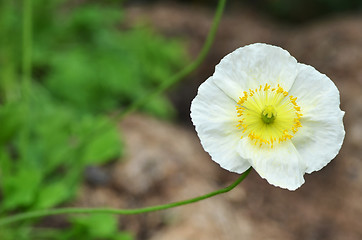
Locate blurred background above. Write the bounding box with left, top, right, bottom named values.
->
left=0, top=0, right=362, bottom=239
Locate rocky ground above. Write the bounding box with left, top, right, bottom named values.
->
left=76, top=2, right=362, bottom=240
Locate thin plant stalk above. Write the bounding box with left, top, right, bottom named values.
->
left=22, top=0, right=32, bottom=99
left=0, top=168, right=251, bottom=226
left=19, top=0, right=33, bottom=166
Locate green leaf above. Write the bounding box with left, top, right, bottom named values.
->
left=114, top=232, right=134, bottom=240
left=71, top=214, right=119, bottom=238
left=77, top=116, right=122, bottom=165
left=81, top=127, right=122, bottom=164
left=144, top=95, right=176, bottom=119
left=33, top=182, right=70, bottom=209
left=0, top=103, right=25, bottom=144
left=1, top=167, right=42, bottom=211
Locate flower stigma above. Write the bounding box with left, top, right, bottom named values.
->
left=236, top=83, right=302, bottom=148
left=261, top=105, right=277, bottom=124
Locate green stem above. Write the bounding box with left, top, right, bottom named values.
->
left=22, top=0, right=32, bottom=99
left=0, top=168, right=251, bottom=226
left=120, top=0, right=226, bottom=119
left=19, top=0, right=33, bottom=168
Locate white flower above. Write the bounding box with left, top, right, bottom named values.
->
left=190, top=43, right=345, bottom=190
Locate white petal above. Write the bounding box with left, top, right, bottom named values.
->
left=190, top=77, right=251, bottom=173
left=290, top=64, right=345, bottom=173
left=237, top=139, right=306, bottom=190
left=212, top=43, right=299, bottom=101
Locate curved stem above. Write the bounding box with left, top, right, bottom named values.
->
left=0, top=168, right=251, bottom=226
left=120, top=0, right=227, bottom=119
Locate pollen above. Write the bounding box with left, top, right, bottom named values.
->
left=236, top=83, right=302, bottom=148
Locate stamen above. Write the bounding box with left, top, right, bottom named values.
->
left=236, top=84, right=302, bottom=148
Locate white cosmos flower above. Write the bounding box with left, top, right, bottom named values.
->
left=190, top=43, right=345, bottom=190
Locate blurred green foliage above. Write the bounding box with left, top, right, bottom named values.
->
left=33, top=2, right=184, bottom=116
left=0, top=92, right=122, bottom=212
left=59, top=214, right=133, bottom=240
left=0, top=0, right=186, bottom=239
left=0, top=214, right=133, bottom=240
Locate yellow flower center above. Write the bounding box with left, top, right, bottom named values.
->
left=236, top=83, right=302, bottom=148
